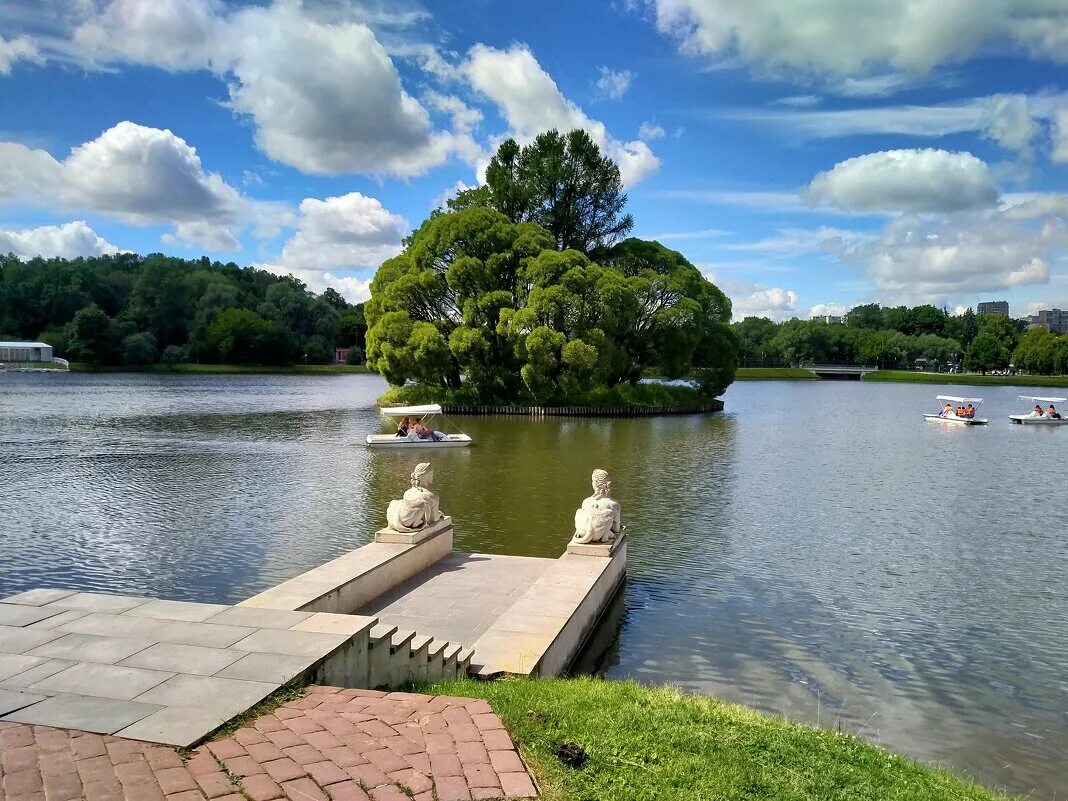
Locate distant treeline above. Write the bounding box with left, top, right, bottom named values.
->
left=0, top=253, right=366, bottom=366
left=734, top=303, right=1068, bottom=375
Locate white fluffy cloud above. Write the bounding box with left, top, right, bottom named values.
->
left=462, top=44, right=660, bottom=187
left=647, top=0, right=1068, bottom=78
left=595, top=67, right=633, bottom=100
left=818, top=209, right=1066, bottom=304
left=809, top=302, right=848, bottom=319
left=980, top=94, right=1038, bottom=156
left=716, top=279, right=799, bottom=321
left=71, top=0, right=218, bottom=69
left=805, top=149, right=999, bottom=213
left=0, top=122, right=248, bottom=249
left=855, top=212, right=1058, bottom=302
left=0, top=34, right=41, bottom=74
left=257, top=192, right=408, bottom=303
left=1052, top=109, right=1068, bottom=164
left=262, top=267, right=373, bottom=305
left=638, top=121, right=666, bottom=140
left=269, top=192, right=407, bottom=273
left=1002, top=193, right=1068, bottom=220
left=64, top=1, right=476, bottom=177
left=0, top=221, right=120, bottom=260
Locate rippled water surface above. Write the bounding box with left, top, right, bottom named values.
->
left=2, top=372, right=1067, bottom=797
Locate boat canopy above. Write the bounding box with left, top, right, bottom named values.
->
left=1018, top=395, right=1067, bottom=403
left=379, top=404, right=442, bottom=417
left=936, top=395, right=984, bottom=404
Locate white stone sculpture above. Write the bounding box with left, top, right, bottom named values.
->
left=385, top=462, right=443, bottom=533
left=572, top=469, right=622, bottom=545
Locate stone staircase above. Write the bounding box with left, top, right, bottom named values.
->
left=366, top=622, right=473, bottom=689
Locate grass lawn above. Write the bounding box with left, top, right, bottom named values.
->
left=426, top=677, right=1012, bottom=801
left=735, top=367, right=818, bottom=380
left=69, top=362, right=371, bottom=375
left=865, top=370, right=1068, bottom=388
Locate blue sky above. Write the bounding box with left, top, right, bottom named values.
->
left=2, top=0, right=1068, bottom=320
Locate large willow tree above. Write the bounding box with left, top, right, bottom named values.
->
left=365, top=131, right=737, bottom=403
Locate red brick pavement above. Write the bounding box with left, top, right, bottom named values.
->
left=0, top=687, right=537, bottom=801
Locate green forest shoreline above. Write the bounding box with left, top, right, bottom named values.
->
left=67, top=362, right=371, bottom=375
left=736, top=366, right=1068, bottom=387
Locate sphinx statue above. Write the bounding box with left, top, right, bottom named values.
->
left=385, top=462, right=443, bottom=533
left=572, top=469, right=622, bottom=545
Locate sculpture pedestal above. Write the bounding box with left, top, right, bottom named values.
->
left=375, top=516, right=452, bottom=545
left=567, top=533, right=627, bottom=557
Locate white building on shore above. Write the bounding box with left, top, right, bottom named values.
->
left=0, top=341, right=54, bottom=364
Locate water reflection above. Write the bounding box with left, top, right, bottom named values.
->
left=1, top=373, right=1066, bottom=797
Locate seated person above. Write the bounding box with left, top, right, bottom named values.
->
left=1048, top=405, right=1062, bottom=419
left=964, top=403, right=975, bottom=418
left=1030, top=404, right=1045, bottom=417
left=956, top=406, right=965, bottom=417
left=396, top=416, right=411, bottom=437
left=940, top=403, right=954, bottom=417
left=414, top=421, right=445, bottom=441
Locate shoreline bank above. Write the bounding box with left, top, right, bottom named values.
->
left=425, top=677, right=1013, bottom=801
left=67, top=362, right=371, bottom=375
left=735, top=367, right=1068, bottom=388
left=864, top=369, right=1068, bottom=387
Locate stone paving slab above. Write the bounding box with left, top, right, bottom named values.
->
left=358, top=553, right=554, bottom=649
left=0, top=687, right=537, bottom=801
left=0, top=591, right=377, bottom=748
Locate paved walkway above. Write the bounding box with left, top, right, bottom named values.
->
left=0, top=687, right=537, bottom=801
left=1, top=591, right=375, bottom=747
left=358, top=554, right=552, bottom=649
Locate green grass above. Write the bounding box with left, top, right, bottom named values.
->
left=69, top=362, right=371, bottom=375
left=425, top=677, right=1013, bottom=801
left=209, top=682, right=308, bottom=742
left=864, top=370, right=1068, bottom=387
left=736, top=367, right=819, bottom=380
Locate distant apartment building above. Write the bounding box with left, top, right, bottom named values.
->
left=977, top=300, right=1009, bottom=317
left=811, top=315, right=843, bottom=324
left=1030, top=309, right=1068, bottom=334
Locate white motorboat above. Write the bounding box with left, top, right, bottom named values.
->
left=923, top=395, right=989, bottom=425
left=1008, top=395, right=1068, bottom=425
left=366, top=404, right=473, bottom=447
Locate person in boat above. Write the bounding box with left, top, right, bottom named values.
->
left=413, top=421, right=445, bottom=442
left=1048, top=405, right=1062, bottom=419
left=396, top=416, right=412, bottom=437
left=940, top=403, right=954, bottom=417
left=957, top=406, right=966, bottom=418
left=964, top=403, right=975, bottom=418
left=1029, top=404, right=1045, bottom=417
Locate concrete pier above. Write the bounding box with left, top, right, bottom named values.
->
left=2, top=510, right=626, bottom=746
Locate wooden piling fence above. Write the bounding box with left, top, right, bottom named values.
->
left=438, top=400, right=724, bottom=417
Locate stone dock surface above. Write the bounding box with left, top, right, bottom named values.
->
left=0, top=590, right=375, bottom=747
left=0, top=686, right=537, bottom=801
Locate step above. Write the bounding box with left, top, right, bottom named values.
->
left=425, top=639, right=449, bottom=682
left=388, top=629, right=417, bottom=687
left=409, top=635, right=433, bottom=682
left=442, top=642, right=463, bottom=680
left=457, top=647, right=474, bottom=678
left=368, top=623, right=398, bottom=688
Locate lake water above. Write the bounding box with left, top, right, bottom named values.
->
left=2, top=372, right=1066, bottom=797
